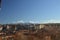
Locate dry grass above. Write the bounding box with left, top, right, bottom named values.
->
left=13, top=29, right=60, bottom=40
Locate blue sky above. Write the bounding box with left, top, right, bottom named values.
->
left=1, top=0, right=60, bottom=24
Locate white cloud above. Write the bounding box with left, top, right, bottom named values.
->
left=41, top=19, right=60, bottom=23
left=16, top=20, right=24, bottom=23
left=29, top=21, right=40, bottom=23
left=29, top=21, right=35, bottom=23
left=11, top=19, right=60, bottom=24
left=12, top=20, right=40, bottom=24
left=13, top=20, right=24, bottom=23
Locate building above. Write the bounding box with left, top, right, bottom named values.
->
left=0, top=25, right=3, bottom=32
left=34, top=23, right=60, bottom=30
left=34, top=24, right=45, bottom=30
left=40, top=23, right=60, bottom=31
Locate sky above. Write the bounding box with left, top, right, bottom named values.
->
left=0, top=0, right=1, bottom=9
left=1, top=0, right=60, bottom=24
